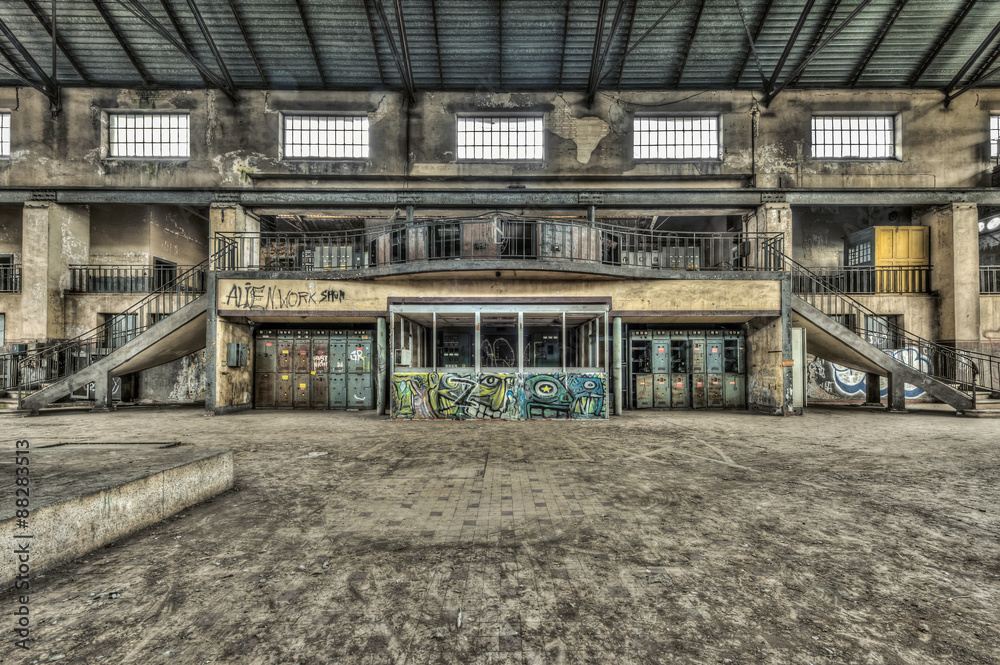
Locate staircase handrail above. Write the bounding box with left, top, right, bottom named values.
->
left=3, top=239, right=236, bottom=398
left=784, top=254, right=1000, bottom=403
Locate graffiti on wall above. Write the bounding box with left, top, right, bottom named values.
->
left=808, top=348, right=929, bottom=400
left=392, top=372, right=606, bottom=420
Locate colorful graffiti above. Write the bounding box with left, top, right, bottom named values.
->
left=391, top=372, right=607, bottom=420
left=808, top=348, right=930, bottom=401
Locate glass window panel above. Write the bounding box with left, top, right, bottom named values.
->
left=456, top=115, right=544, bottom=161
left=633, top=115, right=720, bottom=160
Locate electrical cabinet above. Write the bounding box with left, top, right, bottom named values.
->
left=255, top=372, right=275, bottom=408
left=706, top=337, right=724, bottom=374
left=438, top=332, right=471, bottom=368
left=652, top=339, right=669, bottom=372
left=690, top=337, right=706, bottom=372
left=255, top=328, right=374, bottom=410
left=634, top=373, right=653, bottom=409
left=670, top=374, right=688, bottom=408
left=724, top=374, right=745, bottom=409
left=707, top=375, right=724, bottom=408
left=256, top=332, right=276, bottom=372
left=653, top=374, right=670, bottom=408
left=724, top=335, right=744, bottom=373
left=690, top=374, right=707, bottom=409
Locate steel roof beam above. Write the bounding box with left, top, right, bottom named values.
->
left=92, top=0, right=152, bottom=87
left=908, top=0, right=976, bottom=87
left=944, top=19, right=1000, bottom=94
left=559, top=0, right=570, bottom=86
left=361, top=0, right=387, bottom=86
left=764, top=0, right=876, bottom=106
left=766, top=0, right=816, bottom=93
left=732, top=0, right=774, bottom=88
left=226, top=0, right=266, bottom=86
left=291, top=0, right=327, bottom=87
left=184, top=0, right=237, bottom=96
left=586, top=0, right=611, bottom=103
left=849, top=0, right=908, bottom=87
left=599, top=0, right=684, bottom=88
left=370, top=0, right=415, bottom=101
left=429, top=0, right=443, bottom=87
left=615, top=0, right=637, bottom=87
left=945, top=40, right=1000, bottom=105
left=158, top=0, right=212, bottom=88
left=391, top=0, right=416, bottom=93
left=784, top=0, right=841, bottom=89
left=0, top=15, right=58, bottom=105
left=116, top=0, right=236, bottom=103
left=22, top=0, right=89, bottom=83
left=675, top=0, right=706, bottom=86
left=0, top=45, right=48, bottom=95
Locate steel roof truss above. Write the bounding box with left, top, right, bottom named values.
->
left=908, top=0, right=977, bottom=87
left=766, top=0, right=816, bottom=92
left=158, top=0, right=213, bottom=88
left=93, top=0, right=152, bottom=86
left=21, top=0, right=89, bottom=83
left=391, top=0, right=415, bottom=94
left=291, top=0, right=327, bottom=87
left=732, top=0, right=773, bottom=88
left=0, top=15, right=58, bottom=104
left=598, top=0, right=684, bottom=87
left=944, top=19, right=1000, bottom=94
left=370, top=0, right=415, bottom=101
left=849, top=0, right=909, bottom=87
left=675, top=0, right=706, bottom=86
left=226, top=0, right=267, bottom=86
left=183, top=0, right=237, bottom=95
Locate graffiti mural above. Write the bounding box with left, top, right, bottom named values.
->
left=807, top=348, right=930, bottom=401
left=391, top=372, right=607, bottom=420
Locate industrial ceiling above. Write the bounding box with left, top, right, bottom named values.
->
left=0, top=0, right=998, bottom=108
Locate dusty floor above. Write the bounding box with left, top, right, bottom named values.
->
left=1, top=406, right=998, bottom=665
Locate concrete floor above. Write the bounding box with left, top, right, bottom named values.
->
left=1, top=406, right=998, bottom=665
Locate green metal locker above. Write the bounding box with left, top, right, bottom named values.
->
left=653, top=374, right=670, bottom=408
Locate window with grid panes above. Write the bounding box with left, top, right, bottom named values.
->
left=108, top=112, right=189, bottom=158
left=456, top=116, right=544, bottom=161
left=282, top=114, right=369, bottom=159
left=991, top=115, right=999, bottom=159
left=811, top=115, right=895, bottom=159
left=0, top=112, right=10, bottom=158
left=633, top=116, right=720, bottom=160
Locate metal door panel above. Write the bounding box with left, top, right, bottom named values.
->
left=294, top=375, right=311, bottom=408
left=706, top=338, right=724, bottom=374
left=329, top=374, right=347, bottom=409
left=330, top=339, right=347, bottom=374
left=276, top=373, right=293, bottom=407
left=724, top=374, right=745, bottom=409
left=653, top=373, right=670, bottom=408
left=670, top=374, right=688, bottom=408
left=255, top=372, right=275, bottom=408
left=276, top=341, right=293, bottom=372
left=348, top=374, right=372, bottom=409
left=256, top=336, right=276, bottom=373
left=691, top=373, right=707, bottom=409
left=312, top=374, right=329, bottom=408
left=634, top=373, right=653, bottom=409
left=707, top=375, right=724, bottom=408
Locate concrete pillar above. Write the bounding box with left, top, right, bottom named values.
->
left=90, top=371, right=114, bottom=412
left=209, top=203, right=260, bottom=270
left=612, top=316, right=622, bottom=415
left=377, top=316, right=387, bottom=415
left=918, top=203, right=981, bottom=348
left=20, top=203, right=90, bottom=343
left=886, top=372, right=907, bottom=412
left=864, top=372, right=882, bottom=406
left=749, top=202, right=792, bottom=267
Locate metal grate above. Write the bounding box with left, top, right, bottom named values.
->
left=456, top=116, right=544, bottom=161
left=991, top=115, right=999, bottom=160
left=0, top=112, right=9, bottom=157
left=283, top=114, right=369, bottom=159
left=108, top=112, right=190, bottom=158
left=633, top=116, right=720, bottom=160
left=811, top=115, right=895, bottom=159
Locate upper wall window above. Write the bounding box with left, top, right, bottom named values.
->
left=456, top=115, right=544, bottom=161
left=282, top=114, right=369, bottom=159
left=811, top=115, right=895, bottom=160
left=991, top=114, right=999, bottom=159
left=633, top=116, right=721, bottom=160
left=108, top=112, right=190, bottom=159
left=0, top=112, right=10, bottom=158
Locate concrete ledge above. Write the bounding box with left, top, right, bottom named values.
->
left=0, top=443, right=233, bottom=590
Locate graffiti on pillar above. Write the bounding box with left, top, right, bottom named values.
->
left=391, top=372, right=607, bottom=420
left=808, top=348, right=929, bottom=400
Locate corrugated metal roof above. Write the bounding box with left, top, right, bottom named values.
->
left=0, top=0, right=998, bottom=102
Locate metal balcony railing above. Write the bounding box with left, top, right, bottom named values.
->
left=0, top=264, right=21, bottom=292
left=212, top=214, right=785, bottom=273
left=793, top=265, right=931, bottom=295
left=787, top=256, right=1000, bottom=407
left=68, top=265, right=205, bottom=293
left=981, top=266, right=1000, bottom=294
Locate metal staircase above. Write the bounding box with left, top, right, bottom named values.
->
left=785, top=255, right=1000, bottom=412
left=0, top=259, right=210, bottom=412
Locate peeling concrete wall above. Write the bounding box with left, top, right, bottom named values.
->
left=89, top=204, right=149, bottom=266
left=793, top=206, right=914, bottom=266
left=62, top=294, right=149, bottom=339
left=149, top=206, right=209, bottom=266
left=2, top=87, right=1000, bottom=188
left=918, top=204, right=981, bottom=346
left=212, top=318, right=253, bottom=413
left=745, top=316, right=789, bottom=415
left=136, top=350, right=206, bottom=404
